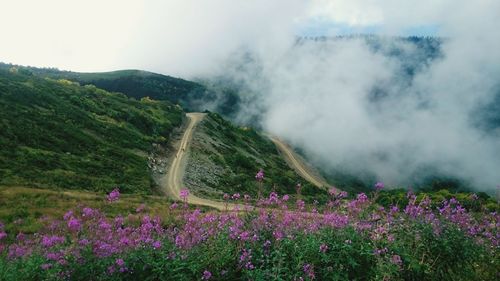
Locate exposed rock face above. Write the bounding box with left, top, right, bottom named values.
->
left=183, top=117, right=229, bottom=198
left=148, top=143, right=168, bottom=175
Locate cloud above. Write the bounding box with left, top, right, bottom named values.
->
left=203, top=0, right=500, bottom=192
left=121, top=0, right=307, bottom=77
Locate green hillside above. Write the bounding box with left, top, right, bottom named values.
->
left=0, top=64, right=326, bottom=200
left=185, top=113, right=328, bottom=202
left=0, top=63, right=211, bottom=111
left=0, top=67, right=183, bottom=194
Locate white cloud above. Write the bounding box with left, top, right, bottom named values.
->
left=206, top=0, right=500, bottom=192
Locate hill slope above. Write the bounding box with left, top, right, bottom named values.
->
left=184, top=113, right=328, bottom=201
left=0, top=62, right=329, bottom=201
left=0, top=67, right=183, bottom=193
left=0, top=63, right=216, bottom=112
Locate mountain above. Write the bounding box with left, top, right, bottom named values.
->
left=0, top=66, right=183, bottom=193
left=0, top=63, right=222, bottom=112
left=0, top=63, right=327, bottom=201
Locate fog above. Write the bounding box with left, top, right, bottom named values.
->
left=199, top=1, right=500, bottom=192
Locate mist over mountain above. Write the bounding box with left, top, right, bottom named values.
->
left=194, top=34, right=500, bottom=193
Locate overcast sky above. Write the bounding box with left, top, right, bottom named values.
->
left=1, top=0, right=453, bottom=76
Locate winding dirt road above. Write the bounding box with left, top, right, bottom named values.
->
left=161, top=112, right=331, bottom=210
left=161, top=113, right=234, bottom=210
left=270, top=137, right=330, bottom=189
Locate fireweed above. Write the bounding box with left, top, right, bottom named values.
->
left=0, top=185, right=498, bottom=280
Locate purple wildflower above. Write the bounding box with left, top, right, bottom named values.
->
left=67, top=217, right=81, bottom=232
left=82, top=207, right=94, bottom=217
left=152, top=240, right=162, bottom=249
left=328, top=187, right=338, bottom=196
left=319, top=244, right=328, bottom=253
left=180, top=189, right=189, bottom=200
left=63, top=210, right=73, bottom=220
left=338, top=191, right=348, bottom=198
left=107, top=265, right=116, bottom=275
left=391, top=254, right=402, bottom=265
left=303, top=263, right=316, bottom=279
left=16, top=233, right=25, bottom=241
left=116, top=258, right=125, bottom=267
left=41, top=235, right=65, bottom=248
left=374, top=182, right=385, bottom=191
left=107, top=188, right=120, bottom=202
left=202, top=270, right=212, bottom=280
left=255, top=169, right=264, bottom=182
left=41, top=263, right=52, bottom=270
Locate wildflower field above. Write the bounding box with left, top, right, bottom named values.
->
left=0, top=183, right=498, bottom=281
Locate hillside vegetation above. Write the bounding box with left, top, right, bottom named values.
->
left=185, top=113, right=328, bottom=202
left=0, top=186, right=185, bottom=235
left=0, top=63, right=213, bottom=112
left=0, top=67, right=183, bottom=193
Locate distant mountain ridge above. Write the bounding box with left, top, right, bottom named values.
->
left=0, top=62, right=213, bottom=108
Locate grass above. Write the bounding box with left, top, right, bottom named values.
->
left=0, top=186, right=186, bottom=235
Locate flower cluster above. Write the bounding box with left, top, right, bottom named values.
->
left=106, top=188, right=120, bottom=202
left=255, top=169, right=264, bottom=182
left=180, top=189, right=189, bottom=200
left=0, top=184, right=497, bottom=280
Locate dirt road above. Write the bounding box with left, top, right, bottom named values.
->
left=270, top=137, right=330, bottom=189
left=161, top=113, right=235, bottom=211
left=161, top=113, right=331, bottom=210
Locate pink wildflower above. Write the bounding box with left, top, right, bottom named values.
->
left=180, top=189, right=189, bottom=200
left=202, top=270, right=212, bottom=280
left=67, top=217, right=81, bottom=232
left=374, top=182, right=385, bottom=191
left=152, top=240, right=162, bottom=249
left=107, top=188, right=120, bottom=202
left=319, top=243, right=328, bottom=253
left=41, top=263, right=52, bottom=270
left=255, top=169, right=264, bottom=182
left=391, top=254, right=402, bottom=265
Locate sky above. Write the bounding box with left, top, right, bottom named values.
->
left=1, top=0, right=499, bottom=192
left=1, top=0, right=447, bottom=75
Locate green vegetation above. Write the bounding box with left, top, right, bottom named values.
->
left=0, top=186, right=189, bottom=235
left=376, top=188, right=499, bottom=212
left=0, top=68, right=183, bottom=194
left=186, top=113, right=328, bottom=202
left=0, top=63, right=209, bottom=111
